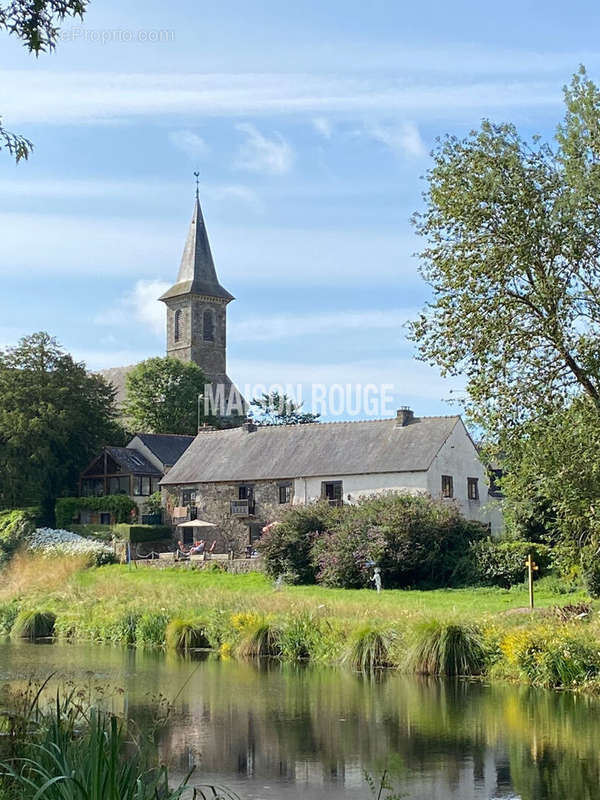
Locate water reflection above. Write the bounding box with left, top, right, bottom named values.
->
left=1, top=642, right=599, bottom=799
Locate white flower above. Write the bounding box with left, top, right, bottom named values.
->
left=27, top=527, right=113, bottom=560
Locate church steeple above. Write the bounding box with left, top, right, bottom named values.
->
left=159, top=191, right=233, bottom=303
left=159, top=185, right=234, bottom=384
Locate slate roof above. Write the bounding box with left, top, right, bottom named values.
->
left=105, top=447, right=162, bottom=476
left=161, top=416, right=461, bottom=485
left=159, top=195, right=234, bottom=302
left=134, top=433, right=195, bottom=468
left=97, top=364, right=135, bottom=407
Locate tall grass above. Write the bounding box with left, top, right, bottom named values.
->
left=237, top=620, right=281, bottom=657
left=166, top=618, right=211, bottom=651
left=11, top=610, right=56, bottom=640
left=0, top=551, right=89, bottom=601
left=346, top=625, right=393, bottom=671
left=406, top=620, right=486, bottom=676
left=0, top=691, right=192, bottom=800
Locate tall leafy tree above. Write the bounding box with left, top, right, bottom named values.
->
left=123, top=357, right=211, bottom=435
left=0, top=0, right=89, bottom=161
left=410, top=68, right=600, bottom=549
left=410, top=67, right=600, bottom=431
left=0, top=332, right=118, bottom=521
left=250, top=391, right=320, bottom=425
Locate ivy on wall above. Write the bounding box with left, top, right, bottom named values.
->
left=55, top=496, right=137, bottom=529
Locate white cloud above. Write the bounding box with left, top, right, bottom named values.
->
left=0, top=71, right=564, bottom=125
left=234, top=123, right=294, bottom=175
left=94, top=279, right=168, bottom=336
left=366, top=121, right=426, bottom=158
left=0, top=211, right=420, bottom=285
left=313, top=117, right=333, bottom=139
left=168, top=129, right=209, bottom=158
left=230, top=309, right=414, bottom=342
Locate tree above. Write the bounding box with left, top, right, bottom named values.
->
left=123, top=357, right=211, bottom=435
left=0, top=332, right=118, bottom=521
left=0, top=0, right=89, bottom=161
left=410, top=67, right=600, bottom=433
left=250, top=391, right=320, bottom=425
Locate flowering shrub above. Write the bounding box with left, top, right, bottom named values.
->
left=26, top=528, right=115, bottom=566
left=313, top=521, right=386, bottom=588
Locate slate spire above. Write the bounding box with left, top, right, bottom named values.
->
left=159, top=188, right=234, bottom=303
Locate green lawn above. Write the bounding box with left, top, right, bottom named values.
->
left=70, top=565, right=587, bottom=622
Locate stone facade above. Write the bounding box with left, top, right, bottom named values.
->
left=163, top=478, right=294, bottom=554
left=164, top=294, right=228, bottom=381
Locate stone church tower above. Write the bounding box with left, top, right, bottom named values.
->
left=159, top=190, right=235, bottom=392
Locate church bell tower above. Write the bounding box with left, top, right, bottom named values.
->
left=159, top=186, right=234, bottom=386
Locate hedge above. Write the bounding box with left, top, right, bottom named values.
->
left=68, top=524, right=114, bottom=542
left=470, top=539, right=551, bottom=588
left=55, top=496, right=137, bottom=528
left=112, top=524, right=172, bottom=543
left=0, top=509, right=36, bottom=567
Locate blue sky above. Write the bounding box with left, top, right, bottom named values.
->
left=1, top=0, right=598, bottom=419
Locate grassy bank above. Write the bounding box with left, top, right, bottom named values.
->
left=1, top=558, right=598, bottom=691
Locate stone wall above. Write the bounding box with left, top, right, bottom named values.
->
left=163, top=479, right=294, bottom=554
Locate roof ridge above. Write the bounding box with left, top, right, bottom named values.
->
left=242, top=414, right=461, bottom=429
left=137, top=432, right=195, bottom=438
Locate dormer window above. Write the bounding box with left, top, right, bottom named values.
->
left=174, top=309, right=182, bottom=343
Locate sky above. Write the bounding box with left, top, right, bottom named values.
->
left=1, top=0, right=599, bottom=419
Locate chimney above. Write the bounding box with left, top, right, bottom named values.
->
left=243, top=419, right=257, bottom=433
left=396, top=407, right=414, bottom=427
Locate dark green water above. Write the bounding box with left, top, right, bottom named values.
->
left=1, top=641, right=599, bottom=800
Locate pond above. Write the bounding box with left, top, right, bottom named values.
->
left=1, top=641, right=599, bottom=800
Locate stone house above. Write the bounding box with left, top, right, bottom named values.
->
left=79, top=433, right=194, bottom=521
left=160, top=408, right=504, bottom=552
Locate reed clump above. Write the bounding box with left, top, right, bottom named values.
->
left=166, top=618, right=211, bottom=651
left=346, top=624, right=393, bottom=671
left=11, top=609, right=56, bottom=640
left=237, top=619, right=281, bottom=657
left=406, top=620, right=486, bottom=676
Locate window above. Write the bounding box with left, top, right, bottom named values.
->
left=134, top=476, right=153, bottom=496
left=150, top=477, right=160, bottom=494
left=468, top=477, right=479, bottom=501
left=278, top=483, right=292, bottom=504
left=322, top=480, right=343, bottom=506
left=109, top=476, right=129, bottom=495
left=100, top=513, right=111, bottom=525
left=174, top=309, right=182, bottom=342
left=238, top=485, right=253, bottom=501
left=182, top=488, right=196, bottom=506
left=203, top=309, right=215, bottom=341
left=441, top=475, right=453, bottom=499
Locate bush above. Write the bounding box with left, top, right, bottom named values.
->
left=406, top=620, right=486, bottom=676
left=345, top=625, right=393, bottom=671
left=501, top=628, right=600, bottom=688
left=471, top=539, right=551, bottom=588
left=11, top=610, right=56, bottom=640
left=581, top=546, right=600, bottom=597
left=165, top=618, right=211, bottom=650
left=258, top=503, right=338, bottom=583
left=0, top=510, right=36, bottom=567
left=55, top=496, right=137, bottom=528
left=279, top=611, right=323, bottom=661
left=259, top=494, right=487, bottom=589
left=313, top=519, right=386, bottom=588
left=113, top=524, right=171, bottom=543
left=366, top=493, right=487, bottom=588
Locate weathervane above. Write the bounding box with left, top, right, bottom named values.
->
left=193, top=171, right=200, bottom=200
